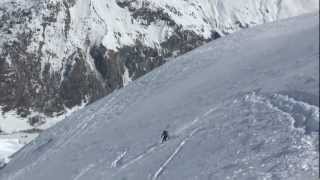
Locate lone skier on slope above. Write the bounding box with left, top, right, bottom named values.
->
left=161, top=130, right=169, bottom=143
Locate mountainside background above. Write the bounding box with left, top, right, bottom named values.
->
left=0, top=13, right=318, bottom=180
left=0, top=0, right=318, bottom=134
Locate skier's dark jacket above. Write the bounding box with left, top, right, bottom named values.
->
left=161, top=130, right=169, bottom=142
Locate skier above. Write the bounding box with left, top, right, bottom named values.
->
left=161, top=130, right=169, bottom=143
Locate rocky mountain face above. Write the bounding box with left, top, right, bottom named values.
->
left=0, top=0, right=318, bottom=130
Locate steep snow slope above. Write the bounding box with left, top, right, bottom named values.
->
left=0, top=13, right=318, bottom=180
left=0, top=139, right=22, bottom=169
left=0, top=0, right=318, bottom=132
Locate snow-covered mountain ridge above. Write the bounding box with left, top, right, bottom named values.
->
left=0, top=13, right=318, bottom=180
left=0, top=0, right=318, bottom=130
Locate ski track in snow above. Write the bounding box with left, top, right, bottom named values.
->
left=203, top=107, right=218, bottom=117
left=152, top=128, right=205, bottom=180
left=114, top=106, right=218, bottom=175
left=73, top=164, right=95, bottom=180
left=112, top=106, right=218, bottom=177
left=120, top=145, right=157, bottom=169
left=5, top=97, right=119, bottom=180
left=175, top=106, right=218, bottom=135
left=111, top=151, right=127, bottom=168
left=111, top=142, right=165, bottom=177
left=57, top=96, right=117, bottom=148
left=174, top=117, right=200, bottom=135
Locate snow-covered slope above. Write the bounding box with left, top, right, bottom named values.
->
left=0, top=13, right=318, bottom=180
left=0, top=139, right=22, bottom=169
left=0, top=0, right=318, bottom=133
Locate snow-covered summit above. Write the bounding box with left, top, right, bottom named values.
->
left=0, top=13, right=318, bottom=180
left=70, top=0, right=319, bottom=49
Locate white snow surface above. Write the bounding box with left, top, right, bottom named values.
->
left=0, top=13, right=319, bottom=180
left=0, top=102, right=86, bottom=166
left=69, top=0, right=320, bottom=55
left=0, top=102, right=87, bottom=133
left=0, top=139, right=23, bottom=169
